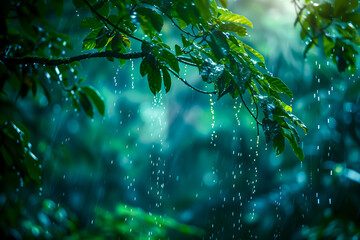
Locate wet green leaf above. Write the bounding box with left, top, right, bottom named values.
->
left=160, top=50, right=180, bottom=73
left=334, top=0, right=359, bottom=16
left=161, top=67, right=171, bottom=93
left=218, top=9, right=253, bottom=28
left=208, top=30, right=230, bottom=60
left=80, top=17, right=104, bottom=30
left=82, top=28, right=101, bottom=51
left=136, top=6, right=163, bottom=35
left=80, top=86, right=105, bottom=116
left=24, top=150, right=41, bottom=185
left=218, top=22, right=247, bottom=37
left=199, top=58, right=225, bottom=83
left=78, top=90, right=94, bottom=118
left=147, top=66, right=162, bottom=95
left=265, top=74, right=293, bottom=98
left=175, top=44, right=183, bottom=56
left=140, top=57, right=151, bottom=77
left=262, top=118, right=280, bottom=143
left=273, top=133, right=285, bottom=155
left=243, top=43, right=265, bottom=62
left=284, top=132, right=304, bottom=161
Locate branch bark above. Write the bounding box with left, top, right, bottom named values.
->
left=0, top=51, right=146, bottom=66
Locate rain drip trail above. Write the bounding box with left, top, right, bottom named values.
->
left=274, top=168, right=283, bottom=239
left=246, top=134, right=259, bottom=239
left=230, top=127, right=244, bottom=239
left=210, top=94, right=216, bottom=146
left=147, top=93, right=167, bottom=219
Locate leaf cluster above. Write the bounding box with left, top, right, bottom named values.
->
left=294, top=0, right=360, bottom=73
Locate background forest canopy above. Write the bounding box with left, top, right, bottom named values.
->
left=1, top=0, right=360, bottom=239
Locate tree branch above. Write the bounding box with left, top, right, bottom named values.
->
left=1, top=51, right=146, bottom=66
left=165, top=66, right=216, bottom=95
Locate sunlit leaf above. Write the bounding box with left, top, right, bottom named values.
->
left=218, top=22, right=247, bottom=37
left=218, top=8, right=253, bottom=28
left=243, top=43, right=265, bottom=62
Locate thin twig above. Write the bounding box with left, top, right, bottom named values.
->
left=234, top=82, right=263, bottom=127
left=249, top=87, right=260, bottom=135
left=165, top=66, right=216, bottom=95
left=176, top=57, right=199, bottom=67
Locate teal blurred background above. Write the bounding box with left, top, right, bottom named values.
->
left=4, top=0, right=360, bottom=239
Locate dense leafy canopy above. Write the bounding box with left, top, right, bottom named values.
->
left=1, top=0, right=307, bottom=162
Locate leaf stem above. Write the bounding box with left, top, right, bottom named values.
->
left=165, top=66, right=216, bottom=95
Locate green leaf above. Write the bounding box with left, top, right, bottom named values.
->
left=78, top=90, right=94, bottom=118
left=334, top=0, right=359, bottom=16
left=303, top=41, right=315, bottom=58
left=24, top=151, right=41, bottom=185
left=208, top=30, right=230, bottom=60
left=147, top=67, right=162, bottom=95
left=284, top=132, right=304, bottom=161
left=95, top=27, right=110, bottom=51
left=194, top=0, right=212, bottom=21
left=219, top=0, right=227, bottom=8
left=50, top=0, right=64, bottom=17
left=0, top=146, right=12, bottom=167
left=199, top=58, right=225, bottom=83
left=243, top=43, right=265, bottom=62
left=181, top=34, right=192, bottom=48
left=72, top=0, right=86, bottom=9
left=262, top=118, right=280, bottom=143
left=265, top=74, right=293, bottom=98
left=288, top=114, right=308, bottom=134
left=93, top=0, right=110, bottom=17
left=82, top=28, right=101, bottom=51
left=342, top=12, right=360, bottom=28
left=140, top=57, right=151, bottom=77
left=136, top=6, right=163, bottom=35
left=273, top=133, right=285, bottom=155
left=80, top=86, right=105, bottom=116
left=80, top=17, right=104, bottom=30
left=175, top=44, right=183, bottom=56
left=314, top=2, right=333, bottom=19
left=110, top=32, right=125, bottom=51
left=218, top=22, right=247, bottom=37
left=218, top=9, right=253, bottom=28
left=161, top=50, right=180, bottom=73
left=161, top=67, right=171, bottom=93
